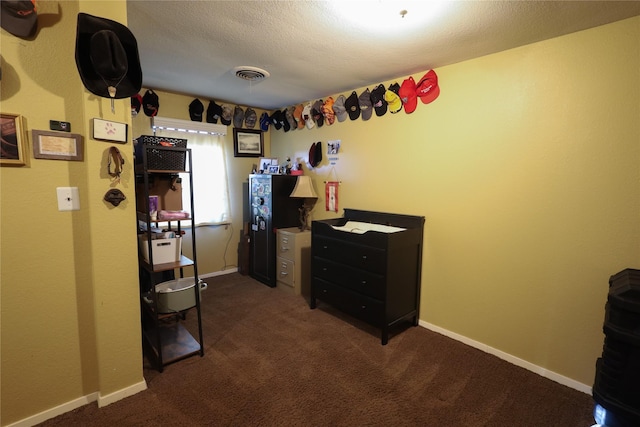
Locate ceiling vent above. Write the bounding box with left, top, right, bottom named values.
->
left=234, top=66, right=270, bottom=82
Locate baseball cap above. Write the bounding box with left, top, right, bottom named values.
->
left=385, top=85, right=402, bottom=114
left=270, top=110, right=282, bottom=130
left=233, top=106, right=244, bottom=128
left=322, top=97, right=335, bottom=126
left=245, top=108, right=257, bottom=128
left=220, top=104, right=232, bottom=125
left=293, top=104, right=304, bottom=129
left=359, top=89, right=373, bottom=121
left=302, top=103, right=314, bottom=129
left=131, top=93, right=142, bottom=117
left=333, top=95, right=347, bottom=122
left=399, top=76, right=418, bottom=114
left=189, top=99, right=204, bottom=121
left=416, top=69, right=440, bottom=104
left=345, top=91, right=360, bottom=120
left=285, top=106, right=297, bottom=131
left=1, top=1, right=38, bottom=38
left=206, top=100, right=222, bottom=123
left=259, top=112, right=270, bottom=131
left=370, top=84, right=387, bottom=117
left=142, top=89, right=159, bottom=117
left=314, top=141, right=322, bottom=166
left=308, top=142, right=316, bottom=167
left=312, top=100, right=324, bottom=128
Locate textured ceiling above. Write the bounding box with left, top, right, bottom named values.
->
left=126, top=1, right=640, bottom=110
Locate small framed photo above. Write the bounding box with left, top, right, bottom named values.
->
left=258, top=157, right=278, bottom=173
left=92, top=118, right=128, bottom=143
left=1, top=113, right=27, bottom=166
left=268, top=165, right=280, bottom=174
left=32, top=129, right=84, bottom=161
left=233, top=128, right=264, bottom=157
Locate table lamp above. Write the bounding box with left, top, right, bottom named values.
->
left=289, top=176, right=318, bottom=230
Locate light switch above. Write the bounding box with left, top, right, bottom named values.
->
left=57, top=187, right=80, bottom=211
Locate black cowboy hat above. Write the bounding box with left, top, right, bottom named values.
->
left=75, top=13, right=142, bottom=99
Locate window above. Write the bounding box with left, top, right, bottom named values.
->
left=154, top=129, right=231, bottom=226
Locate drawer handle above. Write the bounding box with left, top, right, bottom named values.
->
left=322, top=289, right=327, bottom=293
left=280, top=272, right=289, bottom=277
left=361, top=305, right=367, bottom=309
left=323, top=245, right=328, bottom=249
left=361, top=280, right=367, bottom=285
left=362, top=255, right=367, bottom=260
left=322, top=267, right=327, bottom=271
left=281, top=246, right=289, bottom=251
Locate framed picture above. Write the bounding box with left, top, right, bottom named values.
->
left=258, top=157, right=278, bottom=173
left=92, top=118, right=128, bottom=143
left=268, top=165, right=280, bottom=174
left=32, top=130, right=84, bottom=161
left=1, top=113, right=27, bottom=166
left=233, top=128, right=263, bottom=157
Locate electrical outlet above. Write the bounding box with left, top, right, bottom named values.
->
left=57, top=187, right=80, bottom=211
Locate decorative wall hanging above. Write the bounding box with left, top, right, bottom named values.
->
left=324, top=166, right=341, bottom=212
left=325, top=181, right=339, bottom=213
left=107, top=146, right=125, bottom=183
left=93, top=118, right=128, bottom=143
left=104, top=188, right=126, bottom=206
left=0, top=113, right=27, bottom=166
left=32, top=130, right=84, bottom=161
left=234, top=128, right=264, bottom=157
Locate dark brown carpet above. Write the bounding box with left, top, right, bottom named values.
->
left=39, top=273, right=596, bottom=426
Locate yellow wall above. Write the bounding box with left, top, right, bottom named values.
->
left=1, top=1, right=144, bottom=425
left=1, top=2, right=638, bottom=424
left=271, top=16, right=640, bottom=387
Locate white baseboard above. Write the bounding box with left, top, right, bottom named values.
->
left=6, top=392, right=99, bottom=427
left=419, top=320, right=592, bottom=395
left=199, top=267, right=237, bottom=279
left=7, top=380, right=147, bottom=427
left=98, top=379, right=147, bottom=408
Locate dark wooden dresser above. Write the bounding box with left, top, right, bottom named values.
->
left=310, top=209, right=425, bottom=344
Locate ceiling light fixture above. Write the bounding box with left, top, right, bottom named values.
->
left=328, top=1, right=448, bottom=33
left=234, top=66, right=270, bottom=82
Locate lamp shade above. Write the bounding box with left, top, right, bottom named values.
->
left=289, top=176, right=318, bottom=198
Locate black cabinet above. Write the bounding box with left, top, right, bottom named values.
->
left=248, top=174, right=300, bottom=287
left=310, top=209, right=425, bottom=344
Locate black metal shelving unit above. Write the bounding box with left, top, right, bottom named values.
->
left=136, top=143, right=203, bottom=372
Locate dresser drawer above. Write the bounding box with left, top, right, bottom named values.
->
left=276, top=257, right=294, bottom=287
left=313, top=257, right=385, bottom=300
left=313, top=278, right=383, bottom=327
left=313, top=236, right=386, bottom=274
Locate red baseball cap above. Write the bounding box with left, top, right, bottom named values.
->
left=398, top=76, right=418, bottom=114
left=416, top=69, right=440, bottom=104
